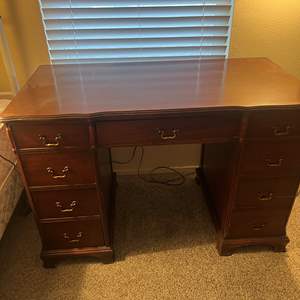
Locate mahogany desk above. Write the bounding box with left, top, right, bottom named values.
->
left=1, top=58, right=300, bottom=268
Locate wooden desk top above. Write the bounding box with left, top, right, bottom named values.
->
left=1, top=58, right=300, bottom=121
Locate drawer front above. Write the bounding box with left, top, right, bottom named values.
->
left=21, top=151, right=95, bottom=187
left=246, top=109, right=300, bottom=139
left=11, top=121, right=90, bottom=149
left=97, top=112, right=241, bottom=146
left=226, top=211, right=289, bottom=238
left=235, top=177, right=299, bottom=210
left=32, top=189, right=100, bottom=219
left=41, top=218, right=104, bottom=250
left=241, top=141, right=300, bottom=176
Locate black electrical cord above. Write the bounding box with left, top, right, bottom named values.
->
left=112, top=145, right=194, bottom=186
left=137, top=146, right=187, bottom=186
left=112, top=146, right=138, bottom=164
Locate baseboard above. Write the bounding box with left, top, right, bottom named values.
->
left=114, top=165, right=198, bottom=176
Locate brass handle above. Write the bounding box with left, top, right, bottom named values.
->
left=39, top=133, right=62, bottom=147
left=158, top=129, right=178, bottom=140
left=258, top=193, right=273, bottom=201
left=273, top=125, right=291, bottom=136
left=47, top=166, right=69, bottom=179
left=252, top=224, right=266, bottom=231
left=63, top=232, right=82, bottom=243
left=56, top=200, right=77, bottom=213
left=265, top=158, right=283, bottom=168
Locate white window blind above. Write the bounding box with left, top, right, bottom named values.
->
left=39, top=0, right=234, bottom=64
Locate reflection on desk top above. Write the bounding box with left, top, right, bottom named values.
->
left=1, top=58, right=300, bottom=121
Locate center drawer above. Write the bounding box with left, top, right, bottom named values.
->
left=96, top=112, right=241, bottom=146
left=21, top=151, right=96, bottom=187
left=32, top=188, right=100, bottom=219
left=41, top=218, right=104, bottom=250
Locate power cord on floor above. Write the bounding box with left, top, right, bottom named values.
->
left=137, top=146, right=187, bottom=186
left=112, top=145, right=194, bottom=186
left=0, top=154, right=16, bottom=168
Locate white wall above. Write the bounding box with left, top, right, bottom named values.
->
left=112, top=144, right=202, bottom=174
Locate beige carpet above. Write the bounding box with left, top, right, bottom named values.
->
left=0, top=175, right=299, bottom=300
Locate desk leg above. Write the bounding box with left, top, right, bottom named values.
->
left=41, top=248, right=115, bottom=268
left=217, top=236, right=289, bottom=256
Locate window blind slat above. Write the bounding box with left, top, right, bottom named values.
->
left=40, top=0, right=234, bottom=63
left=41, top=0, right=231, bottom=9
left=52, top=56, right=225, bottom=64
left=44, top=16, right=230, bottom=30
left=46, top=27, right=229, bottom=40
left=50, top=46, right=227, bottom=59
left=42, top=6, right=231, bottom=20
left=48, top=36, right=228, bottom=50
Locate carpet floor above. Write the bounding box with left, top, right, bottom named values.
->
left=0, top=175, right=299, bottom=300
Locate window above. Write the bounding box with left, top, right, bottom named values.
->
left=39, top=0, right=234, bottom=64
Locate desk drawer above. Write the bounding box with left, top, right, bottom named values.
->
left=246, top=109, right=300, bottom=139
left=32, top=189, right=100, bottom=219
left=96, top=113, right=241, bottom=146
left=226, top=210, right=289, bottom=238
left=21, top=151, right=95, bottom=187
left=41, top=218, right=104, bottom=250
left=11, top=121, right=90, bottom=150
left=235, top=177, right=299, bottom=210
left=241, top=141, right=300, bottom=176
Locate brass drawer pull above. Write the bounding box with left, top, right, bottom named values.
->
left=56, top=200, right=77, bottom=213
left=265, top=158, right=283, bottom=168
left=39, top=133, right=62, bottom=147
left=47, top=166, right=70, bottom=179
left=158, top=129, right=178, bottom=140
left=258, top=193, right=273, bottom=201
left=252, top=224, right=266, bottom=231
left=273, top=125, right=291, bottom=136
left=63, top=232, right=82, bottom=243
